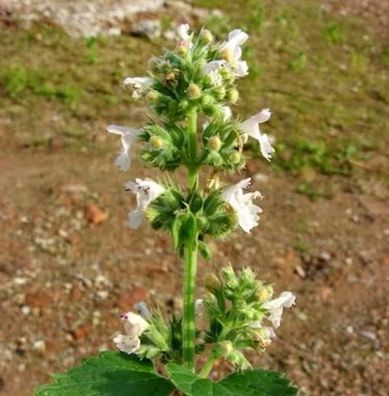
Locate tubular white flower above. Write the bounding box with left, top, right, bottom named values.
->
left=107, top=124, right=141, bottom=171
left=113, top=311, right=149, bottom=355
left=121, top=311, right=149, bottom=336
left=222, top=178, right=262, bottom=233
left=176, top=23, right=192, bottom=48
left=241, top=109, right=275, bottom=161
left=220, top=29, right=249, bottom=77
left=123, top=77, right=152, bottom=99
left=125, top=178, right=165, bottom=229
left=263, top=291, right=296, bottom=328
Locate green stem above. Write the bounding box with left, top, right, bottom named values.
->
left=199, top=356, right=217, bottom=378
left=187, top=107, right=198, bottom=190
left=182, top=242, right=198, bottom=371
left=182, top=106, right=198, bottom=371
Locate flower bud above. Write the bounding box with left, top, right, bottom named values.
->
left=179, top=99, right=189, bottom=111
left=220, top=67, right=234, bottom=83
left=207, top=136, right=222, bottom=152
left=149, top=135, right=163, bottom=150
left=228, top=350, right=251, bottom=370
left=219, top=340, right=233, bottom=358
left=201, top=94, right=213, bottom=106
left=228, top=89, right=239, bottom=104
left=205, top=273, right=221, bottom=291
left=229, top=151, right=241, bottom=164
left=187, top=83, right=202, bottom=99
left=177, top=41, right=188, bottom=56
left=200, top=29, right=214, bottom=44
left=214, top=86, right=226, bottom=100
left=146, top=90, right=159, bottom=103
left=165, top=71, right=178, bottom=85
left=257, top=285, right=273, bottom=303
left=221, top=265, right=238, bottom=288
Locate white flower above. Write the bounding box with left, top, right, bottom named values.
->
left=241, top=109, right=275, bottom=161
left=113, top=311, right=149, bottom=355
left=123, top=77, right=152, bottom=100
left=121, top=311, right=149, bottom=336
left=222, top=178, right=262, bottom=233
left=176, top=23, right=192, bottom=48
left=106, top=124, right=141, bottom=171
left=203, top=60, right=227, bottom=86
left=220, top=29, right=249, bottom=77
left=113, top=334, right=141, bottom=354
left=263, top=291, right=296, bottom=328
left=125, top=178, right=165, bottom=229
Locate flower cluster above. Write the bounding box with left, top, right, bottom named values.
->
left=114, top=303, right=177, bottom=361
left=113, top=266, right=296, bottom=372
left=202, top=266, right=295, bottom=369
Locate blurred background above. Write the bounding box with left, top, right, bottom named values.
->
left=0, top=0, right=388, bottom=395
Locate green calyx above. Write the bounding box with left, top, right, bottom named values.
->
left=147, top=186, right=237, bottom=257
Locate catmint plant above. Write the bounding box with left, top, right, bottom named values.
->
left=35, top=25, right=299, bottom=396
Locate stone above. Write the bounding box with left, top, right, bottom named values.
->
left=84, top=203, right=108, bottom=225
left=131, top=19, right=161, bottom=39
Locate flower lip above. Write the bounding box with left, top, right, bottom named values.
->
left=222, top=177, right=263, bottom=234
left=106, top=124, right=141, bottom=172
left=263, top=291, right=296, bottom=328
left=241, top=109, right=274, bottom=161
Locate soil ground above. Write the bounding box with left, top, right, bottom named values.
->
left=0, top=0, right=388, bottom=395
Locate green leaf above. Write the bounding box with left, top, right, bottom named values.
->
left=35, top=351, right=174, bottom=396
left=166, top=363, right=299, bottom=396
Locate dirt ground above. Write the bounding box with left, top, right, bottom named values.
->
left=0, top=1, right=388, bottom=395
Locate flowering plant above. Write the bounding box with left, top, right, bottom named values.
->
left=35, top=25, right=298, bottom=396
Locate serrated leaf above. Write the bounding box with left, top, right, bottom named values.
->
left=166, top=363, right=299, bottom=396
left=35, top=351, right=174, bottom=396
